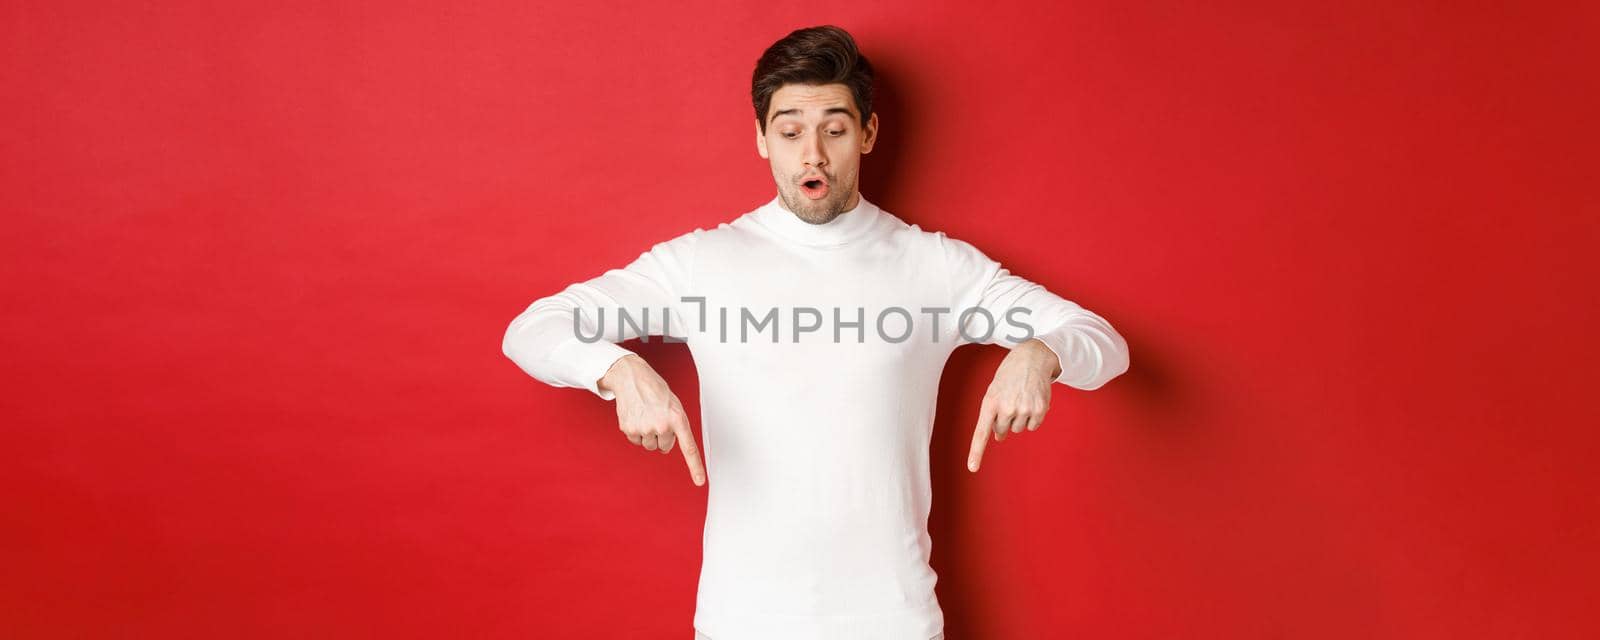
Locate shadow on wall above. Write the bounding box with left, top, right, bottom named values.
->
left=927, top=315, right=1191, bottom=636
left=855, top=51, right=918, bottom=214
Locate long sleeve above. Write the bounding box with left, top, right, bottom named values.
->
left=501, top=228, right=702, bottom=400
left=940, top=232, right=1130, bottom=390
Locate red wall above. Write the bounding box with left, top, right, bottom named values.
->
left=4, top=2, right=1595, bottom=638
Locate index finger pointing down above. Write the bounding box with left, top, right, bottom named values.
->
left=673, top=414, right=706, bottom=486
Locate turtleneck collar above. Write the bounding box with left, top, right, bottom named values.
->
left=750, top=192, right=882, bottom=248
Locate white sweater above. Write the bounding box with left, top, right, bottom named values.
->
left=502, top=194, right=1130, bottom=639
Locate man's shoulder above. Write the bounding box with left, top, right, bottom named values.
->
left=874, top=208, right=984, bottom=258
left=650, top=205, right=762, bottom=248
left=875, top=206, right=949, bottom=244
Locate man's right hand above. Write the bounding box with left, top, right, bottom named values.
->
left=598, top=354, right=707, bottom=486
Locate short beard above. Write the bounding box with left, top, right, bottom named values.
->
left=780, top=179, right=853, bottom=225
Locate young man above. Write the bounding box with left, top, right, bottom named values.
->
left=502, top=25, right=1130, bottom=640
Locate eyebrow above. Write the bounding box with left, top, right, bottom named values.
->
left=769, top=106, right=856, bottom=124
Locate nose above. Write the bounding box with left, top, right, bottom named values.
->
left=802, top=133, right=827, bottom=170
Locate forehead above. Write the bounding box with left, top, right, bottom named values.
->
left=768, top=83, right=858, bottom=123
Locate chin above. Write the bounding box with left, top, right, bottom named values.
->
left=780, top=190, right=835, bottom=223
left=800, top=198, right=844, bottom=224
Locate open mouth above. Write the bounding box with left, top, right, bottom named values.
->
left=799, top=177, right=829, bottom=200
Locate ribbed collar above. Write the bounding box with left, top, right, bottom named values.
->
left=750, top=192, right=882, bottom=248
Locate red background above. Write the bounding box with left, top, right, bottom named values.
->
left=4, top=2, right=1596, bottom=638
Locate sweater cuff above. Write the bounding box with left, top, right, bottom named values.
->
left=1030, top=332, right=1080, bottom=387
left=550, top=339, right=635, bottom=401
left=1031, top=314, right=1129, bottom=391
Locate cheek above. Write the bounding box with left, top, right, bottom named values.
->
left=826, top=137, right=861, bottom=160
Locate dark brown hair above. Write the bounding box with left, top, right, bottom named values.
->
left=751, top=25, right=875, bottom=134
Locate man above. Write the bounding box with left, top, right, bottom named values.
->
left=502, top=25, right=1130, bottom=640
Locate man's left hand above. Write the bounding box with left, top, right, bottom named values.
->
left=968, top=338, right=1061, bottom=472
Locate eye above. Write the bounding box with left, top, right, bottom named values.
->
left=782, top=132, right=798, bottom=139
left=827, top=130, right=844, bottom=136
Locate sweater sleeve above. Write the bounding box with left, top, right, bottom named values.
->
left=501, top=228, right=702, bottom=400
left=940, top=232, right=1130, bottom=391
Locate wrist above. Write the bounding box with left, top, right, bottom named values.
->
left=1024, top=338, right=1063, bottom=379
left=598, top=354, right=643, bottom=394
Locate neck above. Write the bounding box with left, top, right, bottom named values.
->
left=753, top=190, right=881, bottom=248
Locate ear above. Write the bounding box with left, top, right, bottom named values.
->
left=861, top=112, right=879, bottom=155
left=755, top=119, right=770, bottom=159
